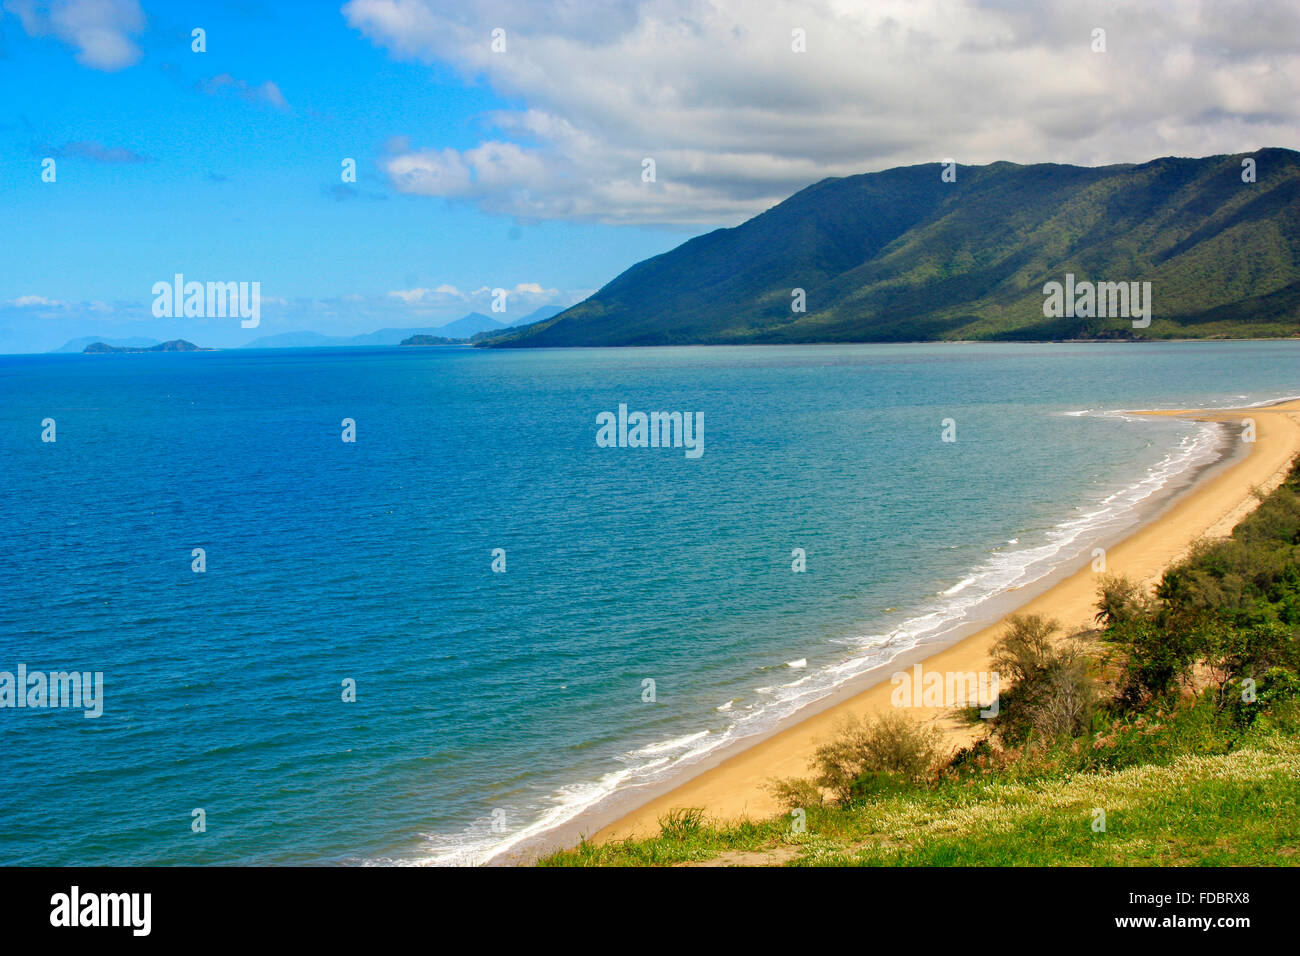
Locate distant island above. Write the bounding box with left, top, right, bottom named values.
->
left=399, top=334, right=462, bottom=346
left=237, top=307, right=564, bottom=350
left=480, top=147, right=1300, bottom=348
left=49, top=306, right=572, bottom=355
left=83, top=340, right=213, bottom=353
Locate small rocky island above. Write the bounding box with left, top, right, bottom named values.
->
left=83, top=340, right=213, bottom=353
left=399, top=334, right=463, bottom=346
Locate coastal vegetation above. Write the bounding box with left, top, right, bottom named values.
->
left=541, top=457, right=1300, bottom=866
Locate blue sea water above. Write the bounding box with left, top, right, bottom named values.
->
left=1, top=340, right=1297, bottom=865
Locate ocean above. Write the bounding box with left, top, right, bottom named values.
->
left=1, top=340, right=1297, bottom=865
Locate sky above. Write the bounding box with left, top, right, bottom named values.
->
left=1, top=0, right=1297, bottom=352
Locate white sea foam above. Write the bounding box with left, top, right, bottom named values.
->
left=391, top=408, right=1233, bottom=868
left=1129, top=393, right=1300, bottom=412
left=630, top=731, right=709, bottom=756
left=1238, top=393, right=1300, bottom=408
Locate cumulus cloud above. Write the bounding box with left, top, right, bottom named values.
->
left=387, top=281, right=564, bottom=313
left=4, top=0, right=144, bottom=70
left=387, top=284, right=463, bottom=304
left=343, top=0, right=1300, bottom=226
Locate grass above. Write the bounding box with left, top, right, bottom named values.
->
left=541, top=729, right=1300, bottom=867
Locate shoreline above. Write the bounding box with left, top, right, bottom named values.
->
left=499, top=397, right=1300, bottom=863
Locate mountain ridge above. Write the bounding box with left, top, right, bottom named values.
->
left=482, top=148, right=1300, bottom=347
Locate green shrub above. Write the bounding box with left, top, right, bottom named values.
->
left=810, top=710, right=943, bottom=804
left=989, top=615, right=1096, bottom=743
left=940, top=737, right=1002, bottom=779
left=1105, top=614, right=1204, bottom=707
left=766, top=776, right=824, bottom=812
left=1094, top=574, right=1152, bottom=626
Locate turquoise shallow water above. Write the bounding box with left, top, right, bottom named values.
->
left=1, top=340, right=1297, bottom=865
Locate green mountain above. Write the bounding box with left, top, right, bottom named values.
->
left=484, top=148, right=1300, bottom=347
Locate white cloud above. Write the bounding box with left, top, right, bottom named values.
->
left=387, top=287, right=445, bottom=304
left=387, top=282, right=563, bottom=311
left=4, top=0, right=144, bottom=71
left=344, top=0, right=1300, bottom=226
left=386, top=149, right=474, bottom=195
left=10, top=294, right=68, bottom=307
left=256, top=81, right=288, bottom=110
left=199, top=73, right=290, bottom=110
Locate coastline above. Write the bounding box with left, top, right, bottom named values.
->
left=508, top=397, right=1300, bottom=861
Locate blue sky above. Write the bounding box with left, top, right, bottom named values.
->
left=0, top=1, right=688, bottom=351
left=2, top=0, right=1296, bottom=352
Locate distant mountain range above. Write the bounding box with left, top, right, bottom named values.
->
left=482, top=148, right=1300, bottom=347
left=240, top=328, right=453, bottom=349
left=433, top=312, right=502, bottom=339
left=84, top=339, right=211, bottom=353
left=49, top=307, right=569, bottom=354
left=236, top=306, right=565, bottom=350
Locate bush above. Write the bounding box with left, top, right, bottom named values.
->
left=1078, top=692, right=1234, bottom=772
left=1105, top=614, right=1205, bottom=707
left=1256, top=666, right=1300, bottom=708
left=809, top=710, right=943, bottom=804
left=1220, top=666, right=1300, bottom=728
left=1152, top=467, right=1300, bottom=629
left=1026, top=647, right=1096, bottom=739
left=940, top=737, right=1002, bottom=780
left=1203, top=619, right=1300, bottom=696
left=991, top=614, right=1059, bottom=685
left=989, top=615, right=1096, bottom=743
left=766, top=776, right=824, bottom=812
left=1095, top=574, right=1152, bottom=626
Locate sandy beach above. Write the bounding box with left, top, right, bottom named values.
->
left=588, top=398, right=1300, bottom=844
